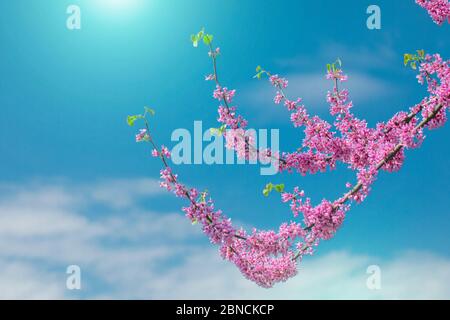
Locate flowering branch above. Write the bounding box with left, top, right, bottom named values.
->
left=416, top=0, right=450, bottom=25
left=127, top=1, right=449, bottom=288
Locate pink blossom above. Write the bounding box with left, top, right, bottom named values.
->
left=284, top=98, right=302, bottom=111
left=274, top=92, right=283, bottom=104
left=209, top=47, right=220, bottom=57
left=269, top=75, right=288, bottom=88
left=213, top=85, right=236, bottom=103
left=290, top=108, right=307, bottom=127
left=416, top=0, right=450, bottom=25
left=135, top=129, right=148, bottom=142
left=326, top=69, right=348, bottom=82
left=131, top=8, right=450, bottom=289
left=160, top=145, right=171, bottom=158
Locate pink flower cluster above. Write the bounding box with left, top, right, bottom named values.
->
left=269, top=75, right=288, bottom=89
left=213, top=85, right=236, bottom=104
left=156, top=162, right=306, bottom=287
left=416, top=0, right=450, bottom=25
left=135, top=129, right=148, bottom=142
left=326, top=69, right=348, bottom=82
left=152, top=145, right=171, bottom=158
left=133, top=2, right=449, bottom=288
left=148, top=51, right=448, bottom=287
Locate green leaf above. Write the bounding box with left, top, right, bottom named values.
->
left=210, top=128, right=221, bottom=136
left=326, top=64, right=331, bottom=72
left=410, top=61, right=417, bottom=70
left=198, top=190, right=208, bottom=203
left=263, top=182, right=285, bottom=197
left=256, top=65, right=262, bottom=72
left=417, top=49, right=425, bottom=58
left=335, top=58, right=342, bottom=67
left=192, top=219, right=198, bottom=225
left=210, top=125, right=227, bottom=136
left=262, top=183, right=274, bottom=197
left=144, top=107, right=155, bottom=116
left=404, top=54, right=412, bottom=66
left=254, top=70, right=266, bottom=80
left=197, top=28, right=205, bottom=39
left=203, top=34, right=213, bottom=45
left=190, top=34, right=199, bottom=47
left=274, top=184, right=285, bottom=193
left=191, top=28, right=206, bottom=47
left=127, top=115, right=139, bottom=126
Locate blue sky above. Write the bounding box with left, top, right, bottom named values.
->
left=0, top=0, right=449, bottom=299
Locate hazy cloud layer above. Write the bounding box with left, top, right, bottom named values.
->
left=0, top=179, right=449, bottom=299
left=275, top=42, right=397, bottom=71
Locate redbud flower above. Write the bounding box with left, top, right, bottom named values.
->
left=135, top=129, right=148, bottom=142
left=139, top=17, right=450, bottom=288
left=326, top=69, right=348, bottom=82
left=274, top=92, right=283, bottom=104
left=160, top=145, right=171, bottom=158
left=269, top=75, right=288, bottom=88
left=416, top=0, right=450, bottom=25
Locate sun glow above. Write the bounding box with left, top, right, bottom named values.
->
left=94, top=0, right=143, bottom=12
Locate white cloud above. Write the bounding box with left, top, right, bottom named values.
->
left=87, top=178, right=165, bottom=209
left=136, top=249, right=450, bottom=300
left=275, top=42, right=397, bottom=71
left=0, top=259, right=65, bottom=299
left=0, top=177, right=165, bottom=210
left=0, top=179, right=200, bottom=299
left=0, top=179, right=449, bottom=299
